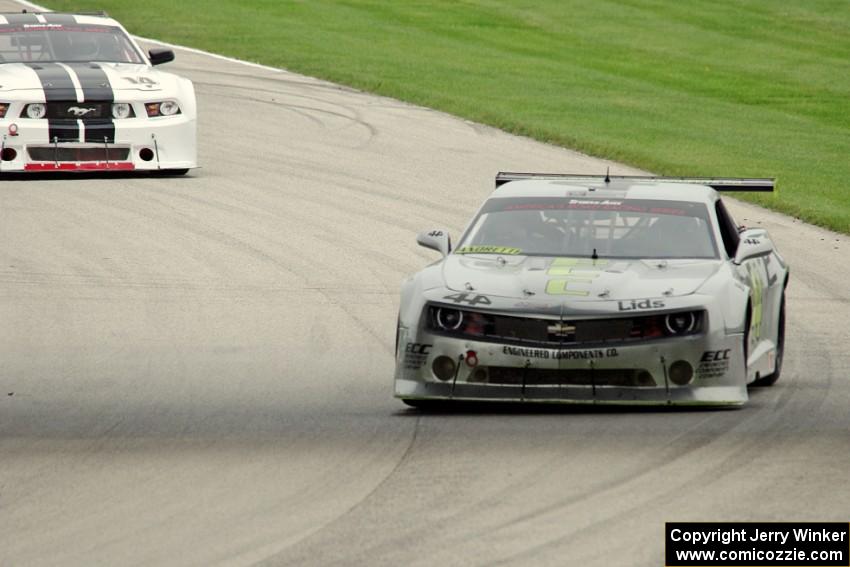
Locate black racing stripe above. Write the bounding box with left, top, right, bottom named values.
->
left=26, top=63, right=76, bottom=100
left=42, top=14, right=76, bottom=24
left=47, top=119, right=82, bottom=143
left=26, top=63, right=80, bottom=142
left=68, top=64, right=116, bottom=143
left=67, top=63, right=114, bottom=101
left=84, top=120, right=116, bottom=145
left=4, top=13, right=39, bottom=24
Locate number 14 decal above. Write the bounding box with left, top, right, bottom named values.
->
left=123, top=76, right=158, bottom=86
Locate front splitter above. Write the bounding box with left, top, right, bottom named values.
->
left=395, top=379, right=747, bottom=406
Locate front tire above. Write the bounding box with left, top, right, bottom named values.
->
left=752, top=293, right=785, bottom=387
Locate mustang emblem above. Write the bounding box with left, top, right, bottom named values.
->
left=547, top=322, right=577, bottom=337
left=67, top=106, right=96, bottom=117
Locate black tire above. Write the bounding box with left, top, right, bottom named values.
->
left=152, top=168, right=189, bottom=176
left=752, top=293, right=785, bottom=387
left=743, top=303, right=751, bottom=381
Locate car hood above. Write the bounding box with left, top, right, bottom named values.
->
left=0, top=62, right=170, bottom=94
left=442, top=254, right=721, bottom=301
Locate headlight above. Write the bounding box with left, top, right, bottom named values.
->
left=427, top=305, right=490, bottom=337
left=436, top=308, right=464, bottom=331
left=664, top=312, right=697, bottom=335
left=628, top=311, right=704, bottom=339
left=145, top=100, right=181, bottom=117
left=25, top=103, right=46, bottom=119
left=111, top=103, right=134, bottom=119
left=159, top=101, right=180, bottom=116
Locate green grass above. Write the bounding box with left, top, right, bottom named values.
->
left=42, top=0, right=850, bottom=232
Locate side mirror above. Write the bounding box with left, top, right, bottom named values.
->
left=149, top=48, right=175, bottom=66
left=733, top=230, right=772, bottom=264
left=416, top=229, right=451, bottom=257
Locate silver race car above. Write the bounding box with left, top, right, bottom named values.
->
left=0, top=11, right=196, bottom=174
left=395, top=172, right=788, bottom=407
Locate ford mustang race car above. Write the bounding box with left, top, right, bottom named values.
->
left=0, top=11, right=196, bottom=174
left=395, top=172, right=788, bottom=407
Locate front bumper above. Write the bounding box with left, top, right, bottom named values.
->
left=395, top=332, right=747, bottom=406
left=0, top=115, right=196, bottom=172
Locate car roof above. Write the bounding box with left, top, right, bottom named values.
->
left=0, top=13, right=121, bottom=27
left=492, top=179, right=718, bottom=204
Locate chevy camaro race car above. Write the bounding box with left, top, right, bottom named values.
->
left=0, top=11, right=196, bottom=173
left=395, top=172, right=788, bottom=407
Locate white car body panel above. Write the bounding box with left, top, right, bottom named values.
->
left=395, top=176, right=788, bottom=407
left=0, top=12, right=196, bottom=173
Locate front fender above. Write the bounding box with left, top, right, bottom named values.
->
left=696, top=264, right=749, bottom=334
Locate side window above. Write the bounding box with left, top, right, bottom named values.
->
left=714, top=199, right=740, bottom=259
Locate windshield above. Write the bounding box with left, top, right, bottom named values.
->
left=457, top=197, right=718, bottom=259
left=0, top=24, right=144, bottom=64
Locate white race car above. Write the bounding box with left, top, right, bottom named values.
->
left=0, top=11, right=196, bottom=174
left=395, top=173, right=788, bottom=407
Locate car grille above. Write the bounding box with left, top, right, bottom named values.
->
left=490, top=315, right=638, bottom=345
left=485, top=367, right=656, bottom=387
left=28, top=147, right=130, bottom=162
left=45, top=102, right=113, bottom=120
left=427, top=308, right=673, bottom=348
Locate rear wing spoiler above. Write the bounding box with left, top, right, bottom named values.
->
left=495, top=172, right=775, bottom=192
left=2, top=10, right=110, bottom=17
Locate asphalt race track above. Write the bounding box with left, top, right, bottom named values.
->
left=2, top=4, right=849, bottom=566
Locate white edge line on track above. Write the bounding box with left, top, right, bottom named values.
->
left=14, top=0, right=283, bottom=73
